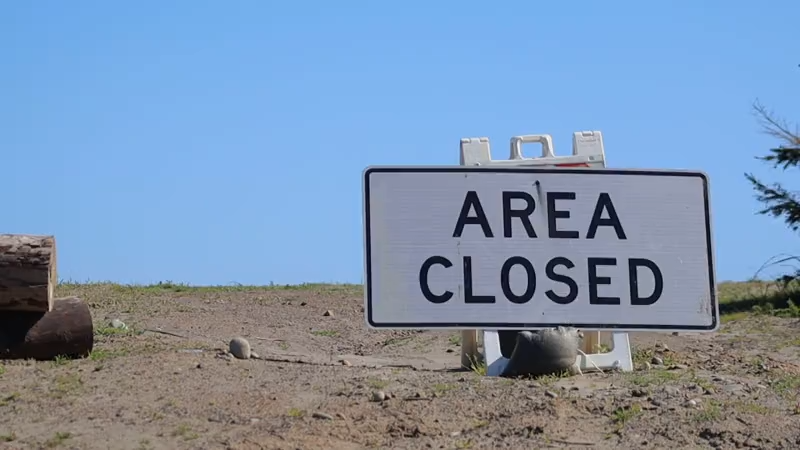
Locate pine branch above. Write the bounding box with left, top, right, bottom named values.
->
left=745, top=172, right=800, bottom=231
left=758, top=146, right=800, bottom=170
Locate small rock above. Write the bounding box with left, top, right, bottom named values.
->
left=312, top=412, right=334, bottom=420
left=300, top=302, right=307, bottom=306
left=703, top=387, right=715, bottom=395
left=631, top=388, right=647, bottom=397
left=323, top=310, right=334, bottom=317
left=371, top=391, right=386, bottom=402
left=336, top=413, right=347, bottom=420
left=229, top=337, right=252, bottom=360
left=651, top=356, right=664, bottom=365
left=250, top=352, right=260, bottom=359
left=450, top=431, right=461, bottom=437
left=446, top=348, right=454, bottom=353
left=545, top=390, right=558, bottom=399
left=110, top=319, right=128, bottom=330
left=340, top=359, right=352, bottom=366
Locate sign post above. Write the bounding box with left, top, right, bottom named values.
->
left=362, top=131, right=717, bottom=376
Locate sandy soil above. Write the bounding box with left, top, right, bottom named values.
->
left=1, top=282, right=799, bottom=450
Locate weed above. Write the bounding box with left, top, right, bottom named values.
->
left=50, top=374, right=83, bottom=398
left=0, top=365, right=4, bottom=376
left=769, top=374, right=800, bottom=398
left=693, top=401, right=722, bottom=422
left=89, top=348, right=128, bottom=361
left=311, top=330, right=338, bottom=337
left=367, top=379, right=389, bottom=389
left=626, top=369, right=681, bottom=387
left=0, top=432, right=16, bottom=442
left=51, top=355, right=70, bottom=366
left=612, top=404, right=642, bottom=428
left=466, top=354, right=487, bottom=376
left=455, top=439, right=474, bottom=449
left=288, top=408, right=305, bottom=417
left=449, top=334, right=462, bottom=346
left=44, top=431, right=72, bottom=448
left=0, top=392, right=20, bottom=407
left=278, top=341, right=289, bottom=350
left=433, top=383, right=456, bottom=395
left=171, top=424, right=198, bottom=441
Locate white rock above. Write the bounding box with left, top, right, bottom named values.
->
left=229, top=337, right=252, bottom=360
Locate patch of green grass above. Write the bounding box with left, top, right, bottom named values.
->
left=733, top=400, right=774, bottom=415
left=287, top=408, right=305, bottom=418
left=310, top=330, right=338, bottom=337
left=171, top=424, right=198, bottom=441
left=631, top=347, right=677, bottom=367
left=367, top=378, right=389, bottom=389
left=58, top=280, right=362, bottom=296
left=383, top=336, right=413, bottom=346
left=278, top=341, right=289, bottom=350
left=50, top=374, right=83, bottom=398
left=433, top=383, right=457, bottom=395
left=448, top=334, right=461, bottom=346
left=0, top=392, right=20, bottom=407
left=44, top=431, right=72, bottom=448
left=94, top=325, right=136, bottom=337
left=455, top=439, right=474, bottom=449
left=769, top=374, right=800, bottom=398
left=612, top=404, right=642, bottom=428
left=0, top=365, right=5, bottom=376
left=0, top=431, right=16, bottom=442
left=717, top=280, right=800, bottom=316
left=89, top=348, right=128, bottom=361
left=51, top=355, right=70, bottom=367
left=626, top=369, right=682, bottom=387
left=465, top=354, right=486, bottom=376
left=693, top=400, right=723, bottom=422
left=536, top=370, right=572, bottom=385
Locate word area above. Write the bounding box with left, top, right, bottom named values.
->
left=419, top=189, right=663, bottom=306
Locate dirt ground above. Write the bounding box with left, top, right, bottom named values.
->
left=1, top=282, right=799, bottom=450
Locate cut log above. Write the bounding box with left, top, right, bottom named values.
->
left=0, top=296, right=93, bottom=360
left=0, top=234, right=57, bottom=312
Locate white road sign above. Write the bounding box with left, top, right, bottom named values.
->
left=363, top=166, right=718, bottom=332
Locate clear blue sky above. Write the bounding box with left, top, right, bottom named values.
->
left=2, top=1, right=798, bottom=286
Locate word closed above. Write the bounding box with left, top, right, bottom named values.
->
left=363, top=167, right=718, bottom=331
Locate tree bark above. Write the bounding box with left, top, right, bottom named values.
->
left=0, top=296, right=94, bottom=360
left=0, top=234, right=57, bottom=312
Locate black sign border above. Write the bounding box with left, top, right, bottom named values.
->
left=363, top=166, right=718, bottom=331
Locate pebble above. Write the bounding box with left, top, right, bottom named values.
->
left=110, top=319, right=128, bottom=330
left=631, top=388, right=647, bottom=397
left=340, top=359, right=352, bottom=366
left=685, top=399, right=698, bottom=407
left=371, top=391, right=386, bottom=402
left=651, top=356, right=664, bottom=365
left=229, top=337, right=252, bottom=360
left=545, top=390, right=558, bottom=399
left=312, top=412, right=334, bottom=420
left=323, top=310, right=334, bottom=317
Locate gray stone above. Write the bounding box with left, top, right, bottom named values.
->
left=500, top=327, right=581, bottom=378
left=229, top=337, right=252, bottom=360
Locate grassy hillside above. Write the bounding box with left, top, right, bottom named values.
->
left=54, top=279, right=800, bottom=320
